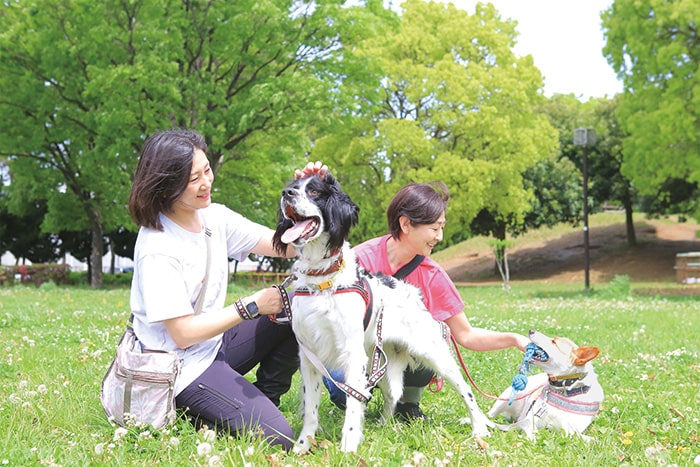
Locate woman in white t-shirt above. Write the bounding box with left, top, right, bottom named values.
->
left=128, top=129, right=299, bottom=449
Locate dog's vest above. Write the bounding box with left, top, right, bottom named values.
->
left=294, top=276, right=374, bottom=330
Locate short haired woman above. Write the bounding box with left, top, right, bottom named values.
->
left=128, top=129, right=301, bottom=448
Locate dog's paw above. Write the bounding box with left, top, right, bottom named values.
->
left=292, top=435, right=316, bottom=455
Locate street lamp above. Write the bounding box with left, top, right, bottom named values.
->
left=574, top=128, right=596, bottom=290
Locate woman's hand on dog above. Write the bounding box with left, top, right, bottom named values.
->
left=295, top=160, right=328, bottom=179
left=245, top=287, right=288, bottom=315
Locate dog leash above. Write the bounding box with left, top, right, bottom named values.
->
left=449, top=335, right=546, bottom=403
left=270, top=274, right=387, bottom=403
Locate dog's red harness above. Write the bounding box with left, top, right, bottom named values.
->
left=278, top=276, right=386, bottom=403
left=294, top=276, right=374, bottom=330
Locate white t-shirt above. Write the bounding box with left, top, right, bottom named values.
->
left=130, top=203, right=269, bottom=395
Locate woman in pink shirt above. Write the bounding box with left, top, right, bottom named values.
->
left=327, top=181, right=529, bottom=421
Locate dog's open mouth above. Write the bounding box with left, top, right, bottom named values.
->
left=529, top=344, right=549, bottom=363
left=281, top=205, right=321, bottom=244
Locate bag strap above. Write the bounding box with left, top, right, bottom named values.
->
left=127, top=224, right=212, bottom=324
left=193, top=226, right=212, bottom=315
left=393, top=254, right=424, bottom=280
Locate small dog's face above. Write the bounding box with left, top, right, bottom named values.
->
left=528, top=330, right=600, bottom=374
left=272, top=173, right=359, bottom=255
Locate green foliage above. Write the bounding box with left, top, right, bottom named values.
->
left=602, top=0, right=700, bottom=221
left=598, top=274, right=632, bottom=299
left=0, top=0, right=391, bottom=285
left=312, top=0, right=558, bottom=247
left=0, top=284, right=698, bottom=465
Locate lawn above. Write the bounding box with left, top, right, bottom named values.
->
left=0, top=280, right=698, bottom=466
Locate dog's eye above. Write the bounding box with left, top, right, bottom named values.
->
left=308, top=189, right=319, bottom=197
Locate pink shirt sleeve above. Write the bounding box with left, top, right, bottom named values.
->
left=354, top=235, right=464, bottom=322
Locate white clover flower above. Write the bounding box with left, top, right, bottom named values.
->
left=8, top=394, right=20, bottom=404
left=19, top=380, right=28, bottom=389
left=197, top=442, right=212, bottom=457
left=94, top=443, right=105, bottom=455
left=37, top=385, right=48, bottom=394
left=245, top=445, right=255, bottom=456
left=202, top=429, right=216, bottom=443
left=169, top=437, right=180, bottom=447
left=694, top=454, right=700, bottom=465
left=208, top=455, right=222, bottom=466
left=412, top=451, right=425, bottom=464
left=113, top=427, right=128, bottom=441
left=611, top=407, right=620, bottom=414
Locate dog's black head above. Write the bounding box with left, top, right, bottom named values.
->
left=272, top=172, right=359, bottom=256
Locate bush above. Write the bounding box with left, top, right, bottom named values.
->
left=10, top=263, right=71, bottom=287
left=0, top=266, right=15, bottom=286
left=599, top=274, right=631, bottom=299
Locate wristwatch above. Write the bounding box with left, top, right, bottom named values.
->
left=245, top=300, right=260, bottom=319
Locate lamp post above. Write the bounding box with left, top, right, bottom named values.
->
left=574, top=128, right=596, bottom=290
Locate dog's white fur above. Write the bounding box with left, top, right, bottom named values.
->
left=487, top=330, right=603, bottom=441
left=273, top=173, right=491, bottom=453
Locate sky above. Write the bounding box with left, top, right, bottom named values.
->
left=445, top=0, right=623, bottom=100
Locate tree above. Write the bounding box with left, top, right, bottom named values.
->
left=602, top=0, right=700, bottom=221
left=0, top=0, right=391, bottom=286
left=587, top=96, right=638, bottom=246
left=0, top=197, right=62, bottom=264
left=311, top=0, right=558, bottom=248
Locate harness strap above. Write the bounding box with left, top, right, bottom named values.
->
left=298, top=341, right=373, bottom=403
left=544, top=387, right=600, bottom=415
left=295, top=276, right=374, bottom=330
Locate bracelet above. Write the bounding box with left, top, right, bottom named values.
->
left=234, top=299, right=255, bottom=320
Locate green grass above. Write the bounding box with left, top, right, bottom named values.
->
left=1, top=280, right=698, bottom=466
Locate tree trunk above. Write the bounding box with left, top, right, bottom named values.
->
left=109, top=240, right=116, bottom=274
left=87, top=207, right=104, bottom=288
left=622, top=186, right=637, bottom=247
left=493, top=221, right=507, bottom=275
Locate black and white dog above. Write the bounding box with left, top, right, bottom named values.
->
left=272, top=172, right=491, bottom=453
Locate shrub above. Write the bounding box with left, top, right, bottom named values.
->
left=12, top=263, right=71, bottom=287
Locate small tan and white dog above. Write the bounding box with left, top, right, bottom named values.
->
left=487, top=330, right=603, bottom=441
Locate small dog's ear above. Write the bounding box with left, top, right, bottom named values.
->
left=572, top=346, right=600, bottom=365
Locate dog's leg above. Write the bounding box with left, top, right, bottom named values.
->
left=293, top=354, right=323, bottom=454
left=412, top=341, right=492, bottom=438
left=339, top=355, right=369, bottom=452
left=439, top=361, right=493, bottom=438
left=376, top=351, right=409, bottom=423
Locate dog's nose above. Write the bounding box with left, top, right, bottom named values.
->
left=283, top=187, right=298, bottom=199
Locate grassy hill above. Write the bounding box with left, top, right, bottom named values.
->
left=434, top=212, right=700, bottom=289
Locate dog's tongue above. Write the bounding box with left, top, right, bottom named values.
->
left=281, top=219, right=314, bottom=244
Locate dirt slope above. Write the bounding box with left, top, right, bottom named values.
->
left=440, top=218, right=700, bottom=286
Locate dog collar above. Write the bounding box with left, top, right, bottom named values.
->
left=549, top=372, right=586, bottom=387
left=304, top=255, right=344, bottom=278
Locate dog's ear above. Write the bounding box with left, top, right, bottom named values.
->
left=572, top=346, right=600, bottom=365
left=324, top=174, right=359, bottom=252
left=272, top=209, right=292, bottom=256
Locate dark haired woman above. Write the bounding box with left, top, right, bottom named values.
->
left=128, top=129, right=301, bottom=449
